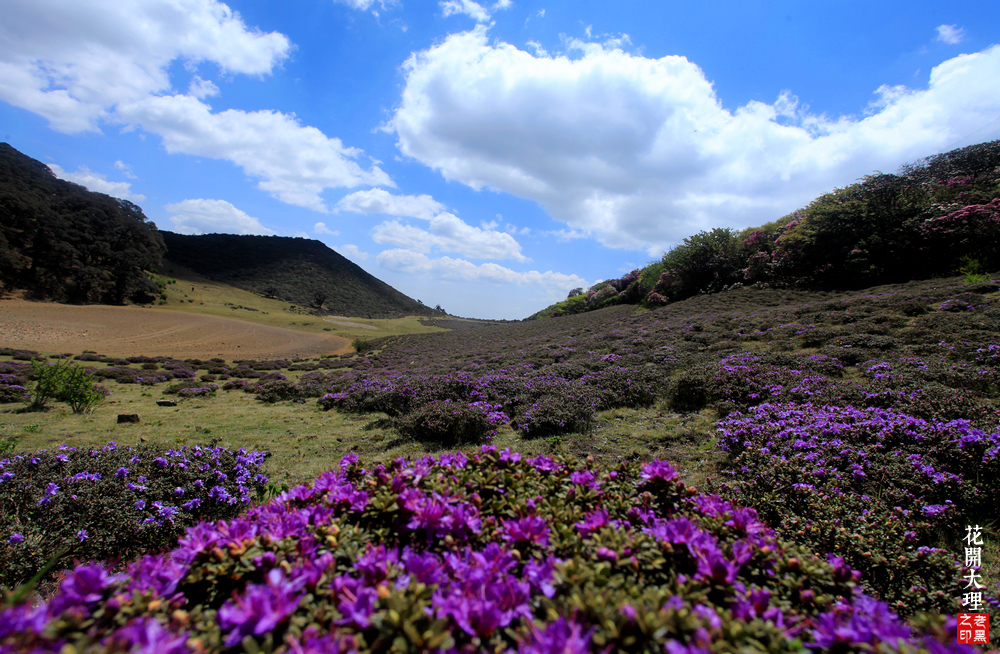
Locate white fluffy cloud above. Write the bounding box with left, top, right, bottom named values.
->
left=936, top=24, right=965, bottom=45
left=0, top=0, right=290, bottom=133
left=335, top=188, right=525, bottom=262
left=334, top=188, right=445, bottom=220
left=314, top=222, right=339, bottom=235
left=114, top=160, right=137, bottom=179
left=372, top=212, right=526, bottom=261
left=392, top=28, right=1000, bottom=254
left=188, top=76, right=220, bottom=99
left=165, top=198, right=276, bottom=235
left=440, top=0, right=511, bottom=23
left=1, top=0, right=391, bottom=212
left=376, top=249, right=584, bottom=292
left=116, top=94, right=393, bottom=211
left=333, top=244, right=370, bottom=261
left=48, top=164, right=146, bottom=202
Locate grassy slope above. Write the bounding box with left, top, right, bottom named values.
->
left=152, top=260, right=455, bottom=343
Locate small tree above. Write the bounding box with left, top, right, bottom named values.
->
left=28, top=359, right=107, bottom=413
left=567, top=287, right=583, bottom=298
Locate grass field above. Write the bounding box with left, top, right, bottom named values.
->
left=0, top=354, right=721, bottom=490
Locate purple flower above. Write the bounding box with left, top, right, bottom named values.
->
left=569, top=469, right=601, bottom=489
left=530, top=455, right=562, bottom=473
left=499, top=449, right=522, bottom=465
left=218, top=570, right=305, bottom=648
left=111, top=617, right=189, bottom=654
left=77, top=529, right=88, bottom=541
left=115, top=467, right=129, bottom=478
left=517, top=617, right=595, bottom=654
left=8, top=533, right=24, bottom=545
left=641, top=459, right=679, bottom=484
left=0, top=603, right=47, bottom=639
left=501, top=515, right=551, bottom=547
left=574, top=507, right=610, bottom=538
left=37, top=482, right=59, bottom=505
left=400, top=548, right=446, bottom=586
left=331, top=575, right=379, bottom=629
left=50, top=564, right=123, bottom=614
left=128, top=554, right=190, bottom=598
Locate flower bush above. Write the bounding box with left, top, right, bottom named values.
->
left=0, top=442, right=268, bottom=590
left=0, top=449, right=970, bottom=654
left=393, top=400, right=501, bottom=446
left=714, top=402, right=1000, bottom=615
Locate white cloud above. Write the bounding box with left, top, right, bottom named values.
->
left=333, top=0, right=376, bottom=8
left=314, top=222, right=339, bottom=235
left=392, top=29, right=1000, bottom=254
left=116, top=94, right=393, bottom=211
left=334, top=188, right=445, bottom=219
left=936, top=24, right=965, bottom=45
left=439, top=0, right=511, bottom=23
left=333, top=244, right=370, bottom=261
left=48, top=163, right=146, bottom=202
left=114, top=160, right=137, bottom=179
left=376, top=249, right=584, bottom=292
left=372, top=212, right=526, bottom=261
left=0, top=0, right=290, bottom=133
left=188, top=75, right=220, bottom=99
left=547, top=228, right=587, bottom=241
left=165, top=198, right=276, bottom=235
left=0, top=0, right=391, bottom=213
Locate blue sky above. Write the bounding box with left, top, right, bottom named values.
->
left=3, top=1, right=1000, bottom=319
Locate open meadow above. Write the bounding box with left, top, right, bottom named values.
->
left=2, top=274, right=999, bottom=652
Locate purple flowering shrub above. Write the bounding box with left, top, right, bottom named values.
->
left=394, top=400, right=501, bottom=445
left=321, top=363, right=658, bottom=438
left=176, top=384, right=220, bottom=398
left=669, top=352, right=842, bottom=415
left=580, top=366, right=661, bottom=409
left=0, top=442, right=268, bottom=590
left=0, top=449, right=968, bottom=654
left=0, top=383, right=30, bottom=404
left=714, top=402, right=1000, bottom=616
left=510, top=390, right=599, bottom=438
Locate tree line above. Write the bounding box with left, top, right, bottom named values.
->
left=0, top=144, right=164, bottom=304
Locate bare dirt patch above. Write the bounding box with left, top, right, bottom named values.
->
left=0, top=300, right=352, bottom=358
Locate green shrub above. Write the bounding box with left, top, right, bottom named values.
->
left=668, top=368, right=712, bottom=413
left=511, top=391, right=598, bottom=438
left=394, top=400, right=493, bottom=445
left=256, top=379, right=303, bottom=403
left=26, top=358, right=107, bottom=413
left=352, top=338, right=373, bottom=353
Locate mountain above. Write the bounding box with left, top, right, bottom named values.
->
left=160, top=231, right=438, bottom=319
left=0, top=143, right=164, bottom=303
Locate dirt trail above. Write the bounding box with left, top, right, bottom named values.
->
left=0, top=300, right=352, bottom=359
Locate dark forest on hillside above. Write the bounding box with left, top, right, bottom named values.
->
left=0, top=144, right=164, bottom=304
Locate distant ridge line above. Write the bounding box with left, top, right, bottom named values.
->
left=160, top=231, right=437, bottom=319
